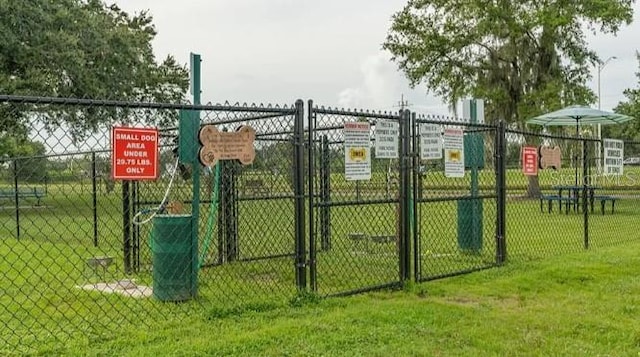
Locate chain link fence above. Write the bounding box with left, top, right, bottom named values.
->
left=2, top=94, right=640, bottom=353
left=0, top=96, right=305, bottom=353
left=505, top=129, right=640, bottom=261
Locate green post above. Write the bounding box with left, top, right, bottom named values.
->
left=152, top=52, right=202, bottom=301
left=457, top=99, right=484, bottom=253
left=469, top=101, right=482, bottom=251
left=190, top=52, right=201, bottom=297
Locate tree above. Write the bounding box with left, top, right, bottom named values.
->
left=612, top=52, right=640, bottom=146
left=383, top=0, right=633, bottom=126
left=0, top=137, right=47, bottom=182
left=0, top=0, right=189, bottom=143
left=383, top=0, right=633, bottom=196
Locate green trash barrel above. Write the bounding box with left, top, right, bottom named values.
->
left=152, top=214, right=196, bottom=302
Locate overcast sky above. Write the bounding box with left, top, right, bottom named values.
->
left=114, top=0, right=640, bottom=116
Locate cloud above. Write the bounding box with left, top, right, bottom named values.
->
left=337, top=52, right=450, bottom=115
left=338, top=52, right=402, bottom=110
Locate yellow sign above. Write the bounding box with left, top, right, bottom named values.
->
left=448, top=149, right=461, bottom=162
left=349, top=147, right=367, bottom=162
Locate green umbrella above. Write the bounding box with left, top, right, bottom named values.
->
left=527, top=105, right=635, bottom=186
left=527, top=105, right=633, bottom=135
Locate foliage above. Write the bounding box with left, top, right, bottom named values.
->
left=383, top=0, right=633, bottom=126
left=0, top=0, right=189, bottom=143
left=0, top=136, right=47, bottom=182
left=612, top=52, right=640, bottom=142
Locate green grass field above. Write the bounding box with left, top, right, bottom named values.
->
left=1, top=167, right=639, bottom=354
left=6, top=239, right=640, bottom=356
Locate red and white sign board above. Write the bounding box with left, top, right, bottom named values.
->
left=111, top=126, right=159, bottom=180
left=522, top=146, right=538, bottom=176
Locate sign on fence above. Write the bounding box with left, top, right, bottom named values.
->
left=420, top=123, right=442, bottom=160
left=444, top=128, right=464, bottom=178
left=522, top=146, right=538, bottom=176
left=344, top=122, right=371, bottom=181
left=374, top=119, right=399, bottom=159
left=111, top=126, right=159, bottom=180
left=462, top=99, right=484, bottom=124
left=603, top=138, right=624, bottom=176
left=198, top=124, right=256, bottom=167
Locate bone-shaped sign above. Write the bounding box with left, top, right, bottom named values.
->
left=198, top=125, right=256, bottom=167
left=538, top=145, right=562, bottom=170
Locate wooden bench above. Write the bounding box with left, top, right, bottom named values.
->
left=591, top=195, right=617, bottom=215
left=0, top=187, right=46, bottom=206
left=243, top=179, right=269, bottom=195
left=539, top=194, right=575, bottom=214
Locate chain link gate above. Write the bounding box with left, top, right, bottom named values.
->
left=307, top=103, right=411, bottom=296
left=306, top=105, right=505, bottom=293
left=412, top=116, right=503, bottom=282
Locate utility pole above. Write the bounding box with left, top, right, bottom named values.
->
left=596, top=56, right=616, bottom=173
left=397, top=94, right=411, bottom=111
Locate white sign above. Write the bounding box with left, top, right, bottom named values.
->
left=462, top=99, right=485, bottom=124
left=444, top=128, right=465, bottom=178
left=344, top=122, right=371, bottom=181
left=420, top=124, right=442, bottom=160
left=374, top=120, right=399, bottom=159
left=603, top=138, right=624, bottom=176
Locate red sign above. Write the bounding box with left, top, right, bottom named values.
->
left=111, top=127, right=159, bottom=180
left=522, top=146, right=538, bottom=176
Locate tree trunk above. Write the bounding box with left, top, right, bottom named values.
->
left=526, top=174, right=541, bottom=198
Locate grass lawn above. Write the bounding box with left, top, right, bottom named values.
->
left=21, top=240, right=640, bottom=356
left=1, top=171, right=639, bottom=355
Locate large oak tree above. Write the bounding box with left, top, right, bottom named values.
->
left=383, top=0, right=633, bottom=126
left=383, top=0, right=633, bottom=196
left=0, top=0, right=188, bottom=145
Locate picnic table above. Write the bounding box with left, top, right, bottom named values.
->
left=0, top=187, right=47, bottom=206
left=540, top=185, right=616, bottom=214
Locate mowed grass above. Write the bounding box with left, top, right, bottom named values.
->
left=1, top=172, right=640, bottom=354
left=24, top=240, right=640, bottom=356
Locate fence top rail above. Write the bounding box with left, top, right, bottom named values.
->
left=0, top=94, right=297, bottom=114
left=414, top=116, right=498, bottom=129
left=312, top=106, right=400, bottom=120
left=506, top=128, right=600, bottom=142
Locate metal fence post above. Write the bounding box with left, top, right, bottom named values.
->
left=217, top=169, right=225, bottom=264
left=133, top=181, right=140, bottom=272
left=583, top=138, right=589, bottom=249
left=398, top=109, right=411, bottom=282
left=225, top=161, right=238, bottom=261
left=190, top=52, right=202, bottom=298
left=495, top=120, right=507, bottom=264
left=307, top=99, right=317, bottom=292
left=293, top=99, right=307, bottom=291
left=320, top=135, right=331, bottom=251
left=122, top=180, right=132, bottom=274
left=92, top=152, right=98, bottom=248
left=411, top=112, right=420, bottom=281
left=13, top=159, right=20, bottom=240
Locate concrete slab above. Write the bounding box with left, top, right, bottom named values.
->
left=77, top=279, right=152, bottom=298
